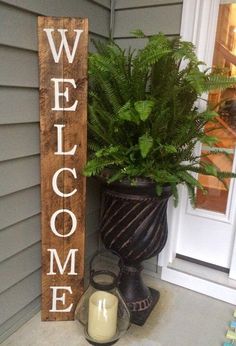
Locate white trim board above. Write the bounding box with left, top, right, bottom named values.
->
left=162, top=267, right=236, bottom=305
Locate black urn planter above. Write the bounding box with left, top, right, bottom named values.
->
left=99, top=179, right=172, bottom=326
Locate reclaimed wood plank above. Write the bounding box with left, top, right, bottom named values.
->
left=38, top=16, right=88, bottom=321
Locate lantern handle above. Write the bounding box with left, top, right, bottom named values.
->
left=89, top=249, right=124, bottom=283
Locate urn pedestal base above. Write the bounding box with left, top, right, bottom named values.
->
left=130, top=287, right=160, bottom=326
left=118, top=263, right=160, bottom=326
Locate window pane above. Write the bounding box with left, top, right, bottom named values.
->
left=196, top=4, right=236, bottom=213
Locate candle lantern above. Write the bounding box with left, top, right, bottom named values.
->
left=75, top=251, right=130, bottom=345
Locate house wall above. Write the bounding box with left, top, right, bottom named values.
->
left=114, top=0, right=182, bottom=49
left=0, top=0, right=110, bottom=342
left=113, top=0, right=183, bottom=273
left=0, top=0, right=184, bottom=341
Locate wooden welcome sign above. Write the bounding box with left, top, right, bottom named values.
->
left=38, top=17, right=88, bottom=321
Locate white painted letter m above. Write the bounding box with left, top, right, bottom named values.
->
left=47, top=249, right=78, bottom=275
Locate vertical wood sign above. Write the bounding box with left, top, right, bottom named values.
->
left=38, top=17, right=88, bottom=321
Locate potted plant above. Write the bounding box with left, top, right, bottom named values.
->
left=84, top=32, right=236, bottom=325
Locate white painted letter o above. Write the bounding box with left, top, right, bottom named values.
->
left=50, top=209, right=77, bottom=238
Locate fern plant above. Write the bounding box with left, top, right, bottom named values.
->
left=84, top=32, right=236, bottom=205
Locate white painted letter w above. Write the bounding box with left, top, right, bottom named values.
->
left=43, top=28, right=83, bottom=63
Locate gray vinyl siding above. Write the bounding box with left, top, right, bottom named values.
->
left=1, top=0, right=183, bottom=341
left=115, top=0, right=182, bottom=9
left=113, top=0, right=183, bottom=273
left=114, top=0, right=182, bottom=50
left=0, top=0, right=110, bottom=342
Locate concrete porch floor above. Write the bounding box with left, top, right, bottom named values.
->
left=1, top=275, right=235, bottom=346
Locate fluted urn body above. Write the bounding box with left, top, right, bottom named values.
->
left=99, top=179, right=172, bottom=325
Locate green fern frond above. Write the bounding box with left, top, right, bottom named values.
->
left=84, top=157, right=123, bottom=177
left=131, top=29, right=146, bottom=38
left=203, top=75, right=236, bottom=91
left=170, top=183, right=179, bottom=207
left=172, top=40, right=199, bottom=64
left=85, top=33, right=236, bottom=205
left=185, top=182, right=196, bottom=207
left=177, top=171, right=204, bottom=189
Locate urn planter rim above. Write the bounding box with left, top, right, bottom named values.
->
left=100, top=177, right=172, bottom=199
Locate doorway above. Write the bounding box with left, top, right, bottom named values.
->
left=160, top=0, right=236, bottom=304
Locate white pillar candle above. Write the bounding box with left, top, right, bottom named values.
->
left=88, top=291, right=118, bottom=342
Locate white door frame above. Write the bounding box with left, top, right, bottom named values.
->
left=159, top=0, right=236, bottom=304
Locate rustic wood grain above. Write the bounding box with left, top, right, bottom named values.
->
left=38, top=16, right=88, bottom=321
